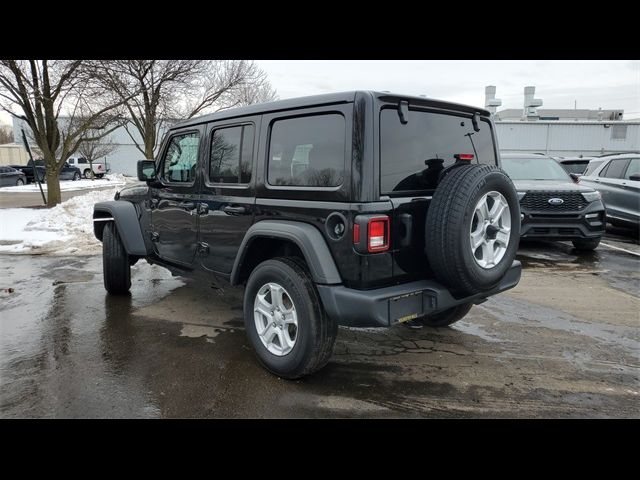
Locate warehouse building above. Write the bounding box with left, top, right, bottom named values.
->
left=487, top=86, right=639, bottom=157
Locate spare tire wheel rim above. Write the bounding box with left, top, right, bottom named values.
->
left=470, top=191, right=511, bottom=269
left=254, top=282, right=298, bottom=356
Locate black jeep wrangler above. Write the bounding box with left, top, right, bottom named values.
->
left=94, top=91, right=522, bottom=378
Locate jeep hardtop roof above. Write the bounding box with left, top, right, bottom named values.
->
left=172, top=90, right=491, bottom=130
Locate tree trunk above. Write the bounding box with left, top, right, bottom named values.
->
left=46, top=169, right=62, bottom=207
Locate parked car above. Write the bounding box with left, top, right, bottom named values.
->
left=8, top=164, right=44, bottom=184
left=67, top=156, right=109, bottom=179
left=501, top=153, right=605, bottom=251
left=554, top=156, right=595, bottom=177
left=0, top=166, right=27, bottom=186
left=94, top=91, right=522, bottom=378
left=33, top=159, right=82, bottom=181
left=579, top=153, right=640, bottom=228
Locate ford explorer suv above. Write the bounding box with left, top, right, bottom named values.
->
left=501, top=153, right=606, bottom=250
left=93, top=91, right=522, bottom=378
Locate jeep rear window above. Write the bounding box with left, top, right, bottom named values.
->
left=380, top=108, right=497, bottom=195
left=268, top=114, right=345, bottom=188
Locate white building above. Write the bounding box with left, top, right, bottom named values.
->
left=487, top=86, right=639, bottom=157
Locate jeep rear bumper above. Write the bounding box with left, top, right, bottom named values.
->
left=317, top=260, right=522, bottom=328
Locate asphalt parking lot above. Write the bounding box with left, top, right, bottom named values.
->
left=0, top=227, right=638, bottom=418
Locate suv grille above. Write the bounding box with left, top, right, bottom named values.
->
left=521, top=191, right=586, bottom=212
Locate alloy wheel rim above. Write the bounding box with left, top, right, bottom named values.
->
left=470, top=191, right=511, bottom=269
left=253, top=282, right=298, bottom=356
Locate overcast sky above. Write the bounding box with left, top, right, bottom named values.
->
left=256, top=60, right=640, bottom=118
left=1, top=60, right=638, bottom=126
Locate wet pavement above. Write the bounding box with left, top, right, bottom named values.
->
left=1, top=228, right=638, bottom=418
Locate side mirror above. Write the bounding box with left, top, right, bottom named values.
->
left=569, top=173, right=582, bottom=183
left=629, top=173, right=640, bottom=181
left=137, top=160, right=157, bottom=182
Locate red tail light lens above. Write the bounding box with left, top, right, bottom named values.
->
left=368, top=216, right=390, bottom=252
left=455, top=153, right=474, bottom=161
left=353, top=223, right=360, bottom=243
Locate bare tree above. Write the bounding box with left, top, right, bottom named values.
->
left=78, top=133, right=117, bottom=179
left=94, top=60, right=277, bottom=160
left=0, top=60, right=130, bottom=206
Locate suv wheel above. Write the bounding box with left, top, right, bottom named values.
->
left=425, top=164, right=520, bottom=296
left=16, top=178, right=24, bottom=186
left=572, top=237, right=601, bottom=251
left=103, top=222, right=131, bottom=294
left=243, top=257, right=337, bottom=379
left=417, top=302, right=473, bottom=327
left=73, top=172, right=81, bottom=181
left=83, top=169, right=92, bottom=179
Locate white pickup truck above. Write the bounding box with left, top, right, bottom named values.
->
left=67, top=156, right=110, bottom=179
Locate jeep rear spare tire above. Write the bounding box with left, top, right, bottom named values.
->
left=425, top=164, right=520, bottom=296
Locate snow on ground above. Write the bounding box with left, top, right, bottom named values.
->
left=0, top=187, right=121, bottom=255
left=0, top=173, right=127, bottom=193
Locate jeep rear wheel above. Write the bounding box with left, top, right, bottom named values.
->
left=243, top=257, right=337, bottom=379
left=103, top=222, right=131, bottom=294
left=425, top=164, right=520, bottom=296
left=417, top=302, right=473, bottom=327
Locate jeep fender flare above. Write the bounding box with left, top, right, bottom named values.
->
left=230, top=220, right=342, bottom=286
left=93, top=201, right=148, bottom=256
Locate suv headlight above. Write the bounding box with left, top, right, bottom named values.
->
left=581, top=191, right=601, bottom=202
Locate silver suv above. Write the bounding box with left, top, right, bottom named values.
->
left=579, top=153, right=640, bottom=228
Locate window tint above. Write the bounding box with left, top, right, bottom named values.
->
left=209, top=124, right=254, bottom=184
left=560, top=161, right=588, bottom=174
left=162, top=132, right=200, bottom=183
left=78, top=158, right=87, bottom=164
left=624, top=158, right=640, bottom=179
left=380, top=108, right=496, bottom=194
left=601, top=159, right=629, bottom=179
left=268, top=114, right=345, bottom=187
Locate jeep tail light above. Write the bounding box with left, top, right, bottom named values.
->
left=368, top=216, right=390, bottom=252
left=455, top=153, right=474, bottom=161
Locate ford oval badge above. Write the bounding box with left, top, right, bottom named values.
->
left=548, top=198, right=564, bottom=205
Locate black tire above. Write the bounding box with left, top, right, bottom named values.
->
left=73, top=172, right=81, bottom=181
left=96, top=174, right=104, bottom=179
left=572, top=237, right=601, bottom=251
left=243, top=257, right=337, bottom=379
left=83, top=169, right=92, bottom=179
left=103, top=222, right=131, bottom=294
left=425, top=164, right=520, bottom=296
left=417, top=302, right=473, bottom=327
left=16, top=178, right=24, bottom=186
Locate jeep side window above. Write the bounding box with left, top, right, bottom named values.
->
left=268, top=114, right=345, bottom=187
left=162, top=132, right=200, bottom=183
left=209, top=124, right=254, bottom=184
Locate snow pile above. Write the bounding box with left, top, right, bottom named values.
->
left=0, top=173, right=126, bottom=193
left=0, top=187, right=121, bottom=255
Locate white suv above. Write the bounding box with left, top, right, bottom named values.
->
left=67, top=156, right=109, bottom=179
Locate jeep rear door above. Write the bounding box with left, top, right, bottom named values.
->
left=379, top=105, right=498, bottom=282
left=197, top=116, right=260, bottom=274
left=150, top=127, right=204, bottom=266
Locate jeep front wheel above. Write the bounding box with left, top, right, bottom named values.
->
left=103, top=222, right=131, bottom=294
left=243, top=257, right=337, bottom=379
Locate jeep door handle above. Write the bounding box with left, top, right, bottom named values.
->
left=223, top=205, right=247, bottom=215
